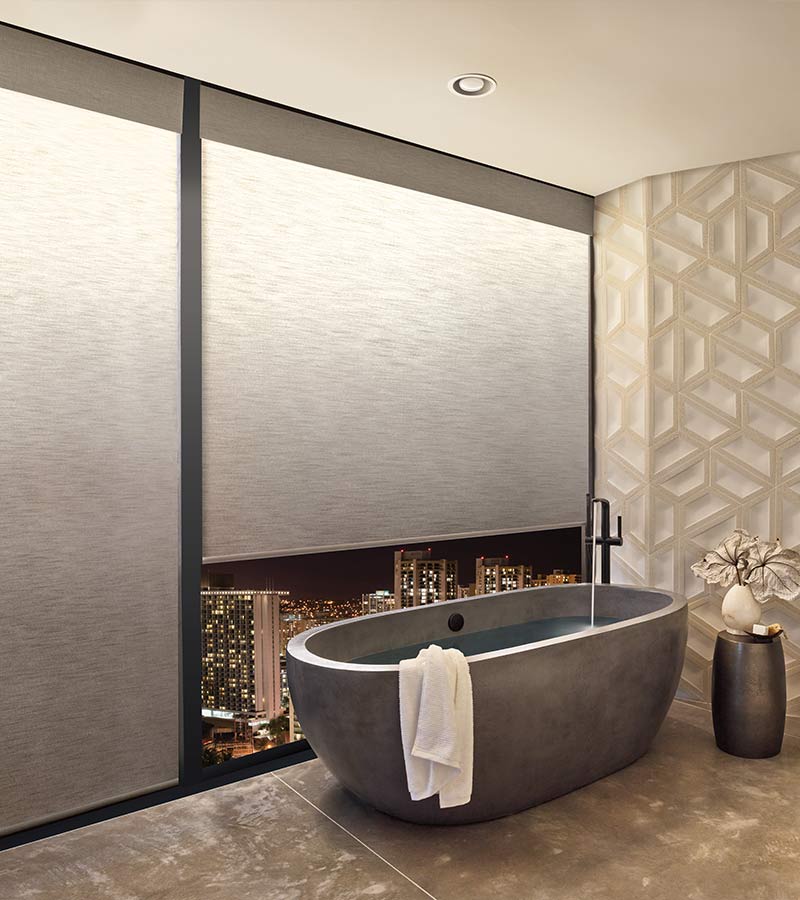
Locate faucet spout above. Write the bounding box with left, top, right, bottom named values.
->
left=585, top=494, right=623, bottom=585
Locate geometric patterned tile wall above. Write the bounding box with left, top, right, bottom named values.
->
left=594, top=151, right=800, bottom=711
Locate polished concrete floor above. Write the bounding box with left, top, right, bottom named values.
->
left=2, top=701, right=799, bottom=900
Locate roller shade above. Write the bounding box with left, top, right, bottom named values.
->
left=202, top=92, right=590, bottom=562
left=200, top=86, right=592, bottom=235
left=0, top=74, right=179, bottom=831
left=0, top=24, right=183, bottom=131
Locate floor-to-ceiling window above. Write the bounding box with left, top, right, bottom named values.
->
left=0, top=24, right=182, bottom=837
left=0, top=24, right=593, bottom=842
left=198, top=87, right=592, bottom=768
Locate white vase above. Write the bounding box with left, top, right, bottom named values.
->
left=721, top=584, right=762, bottom=635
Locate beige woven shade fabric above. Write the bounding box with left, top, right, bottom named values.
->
left=0, top=85, right=179, bottom=836
left=201, top=120, right=590, bottom=561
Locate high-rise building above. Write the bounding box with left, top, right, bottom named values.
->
left=361, top=590, right=396, bottom=615
left=528, top=569, right=581, bottom=586
left=476, top=556, right=533, bottom=594
left=545, top=569, right=580, bottom=585
left=394, top=549, right=457, bottom=607
left=201, top=574, right=285, bottom=720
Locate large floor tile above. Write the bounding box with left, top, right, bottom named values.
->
left=0, top=773, right=426, bottom=900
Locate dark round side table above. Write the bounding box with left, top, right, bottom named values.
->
left=711, top=630, right=786, bottom=758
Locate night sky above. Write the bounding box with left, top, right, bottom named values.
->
left=203, top=526, right=583, bottom=603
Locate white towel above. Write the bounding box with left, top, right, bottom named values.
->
left=399, top=643, right=473, bottom=808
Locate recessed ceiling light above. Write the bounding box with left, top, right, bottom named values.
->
left=448, top=73, right=497, bottom=97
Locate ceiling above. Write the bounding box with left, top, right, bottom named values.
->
left=2, top=0, right=800, bottom=195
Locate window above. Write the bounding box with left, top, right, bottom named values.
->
left=200, top=527, right=582, bottom=764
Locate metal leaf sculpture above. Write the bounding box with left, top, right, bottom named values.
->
left=691, top=529, right=756, bottom=587
left=746, top=539, right=800, bottom=602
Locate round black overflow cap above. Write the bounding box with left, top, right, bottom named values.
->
left=448, top=613, right=465, bottom=632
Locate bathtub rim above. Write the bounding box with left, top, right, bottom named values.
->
left=287, top=583, right=687, bottom=674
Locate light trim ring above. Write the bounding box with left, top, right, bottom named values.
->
left=448, top=73, right=497, bottom=97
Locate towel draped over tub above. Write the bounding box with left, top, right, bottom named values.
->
left=399, top=644, right=474, bottom=808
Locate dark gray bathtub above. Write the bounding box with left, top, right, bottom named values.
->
left=287, top=584, right=687, bottom=825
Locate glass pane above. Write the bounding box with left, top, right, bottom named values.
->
left=200, top=527, right=582, bottom=765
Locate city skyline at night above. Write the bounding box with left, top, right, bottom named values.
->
left=203, top=526, right=583, bottom=604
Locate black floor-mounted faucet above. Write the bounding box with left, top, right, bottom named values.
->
left=585, top=494, right=623, bottom=584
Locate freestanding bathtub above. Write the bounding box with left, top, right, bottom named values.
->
left=287, top=584, right=687, bottom=825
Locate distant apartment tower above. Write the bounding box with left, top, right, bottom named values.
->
left=476, top=557, right=533, bottom=594
left=545, top=569, right=580, bottom=585
left=394, top=550, right=457, bottom=607
left=361, top=590, right=396, bottom=616
left=201, top=573, right=285, bottom=720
